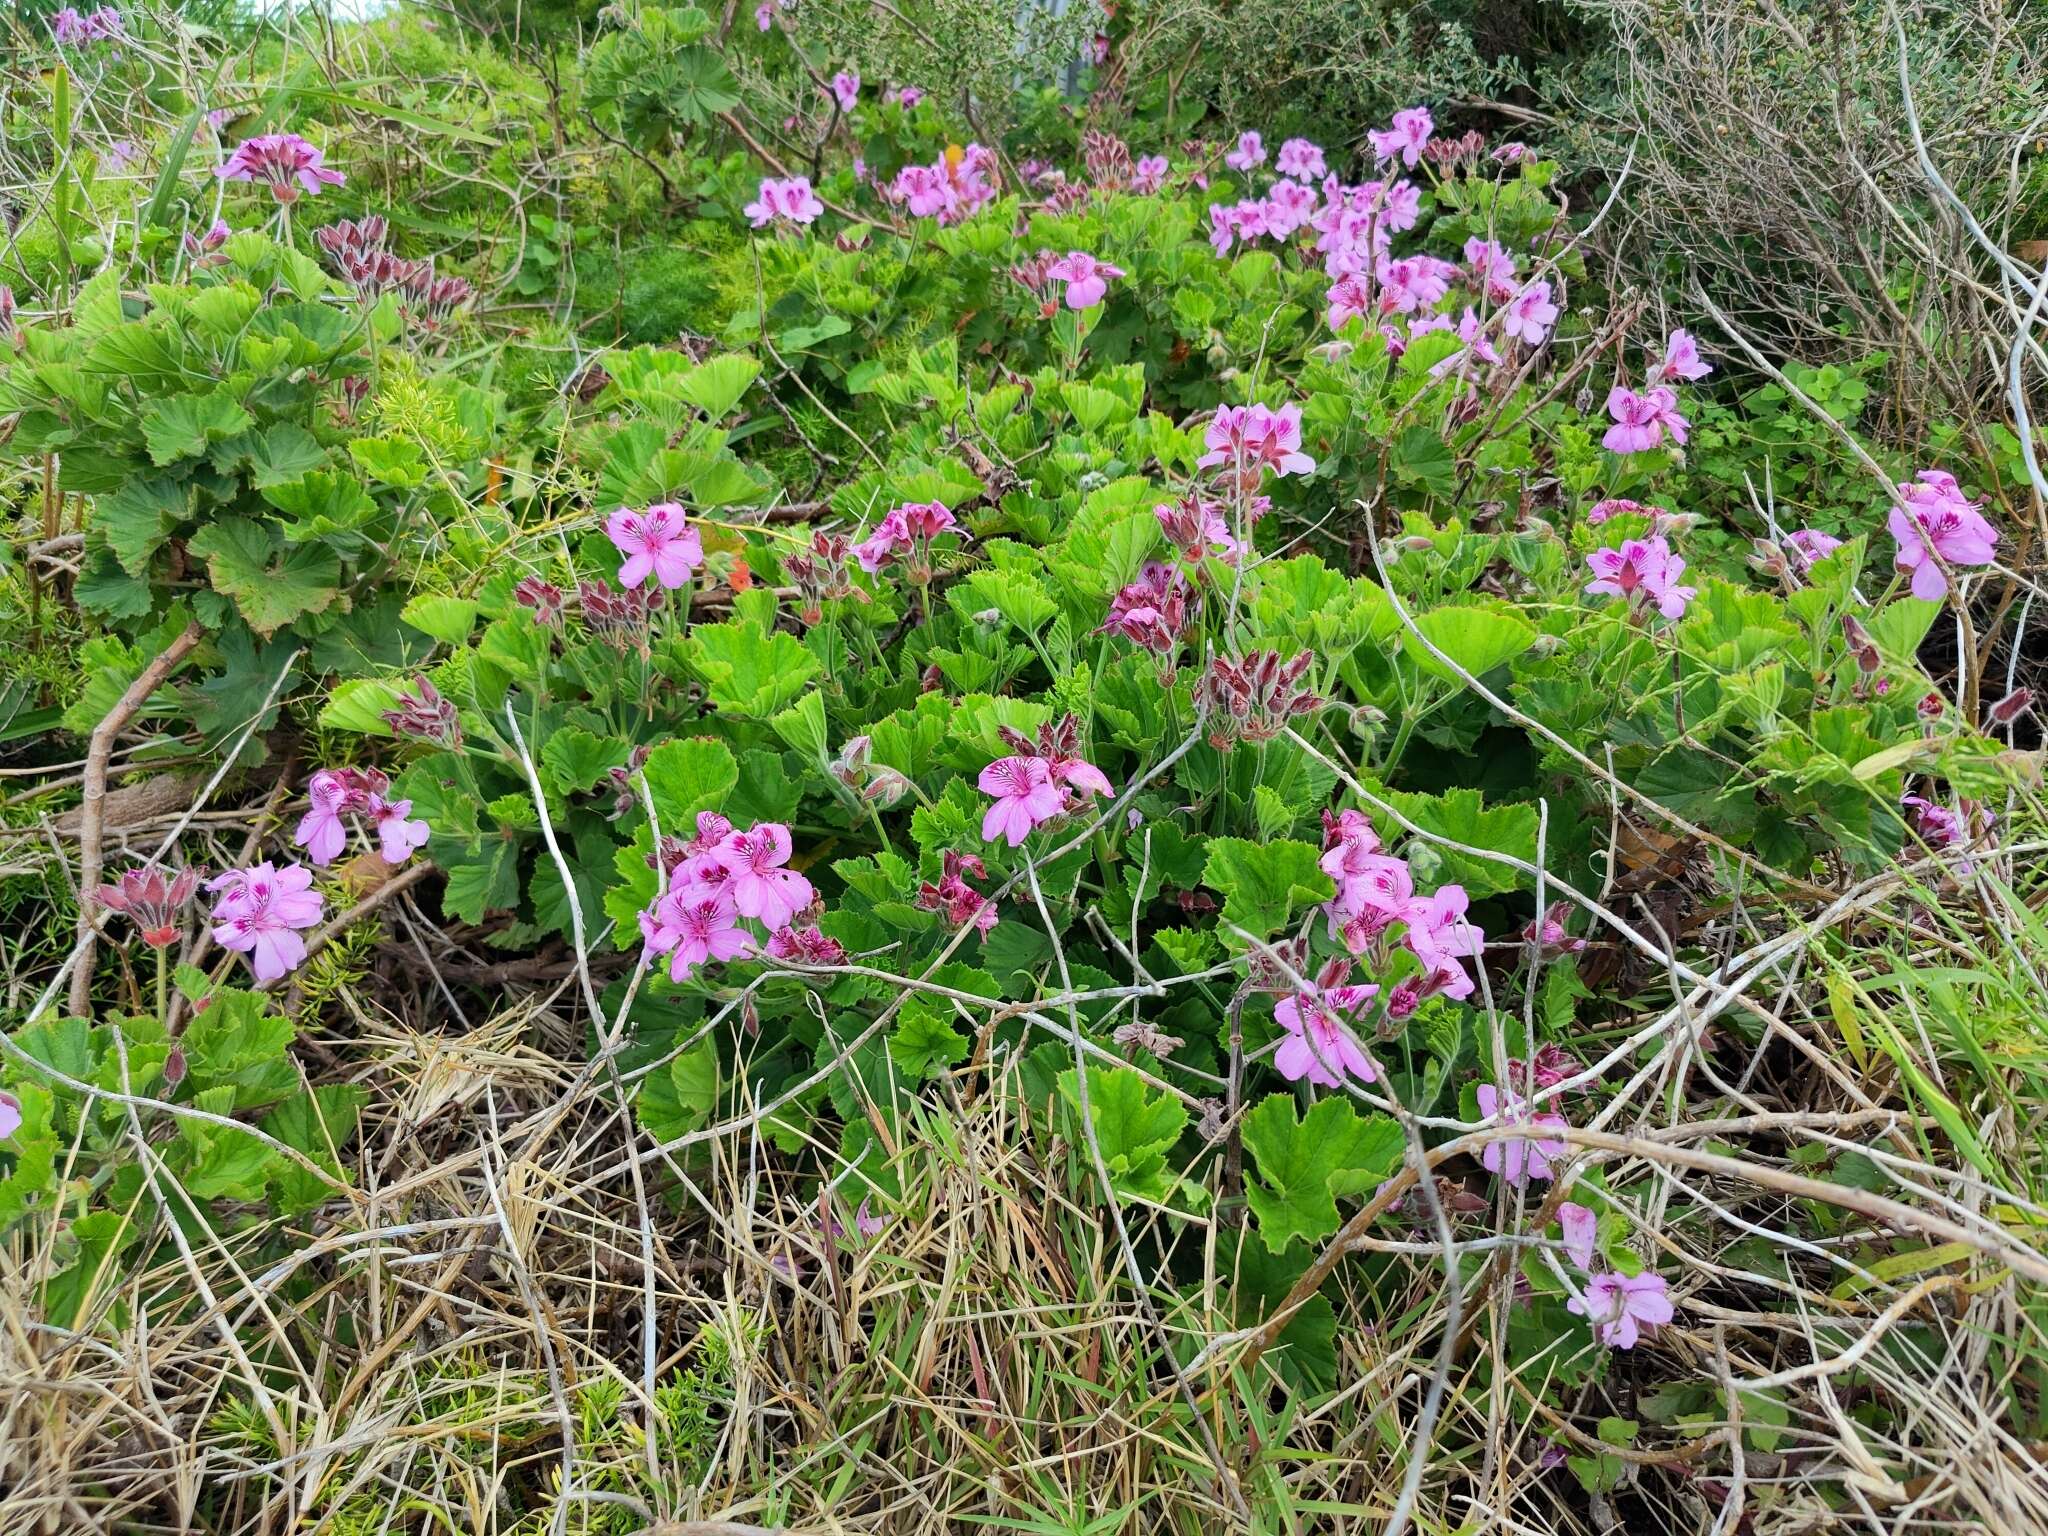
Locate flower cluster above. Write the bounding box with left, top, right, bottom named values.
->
left=209, top=863, right=326, bottom=981
left=745, top=176, right=825, bottom=229
left=217, top=133, right=345, bottom=202
left=885, top=144, right=998, bottom=225
left=50, top=6, right=124, bottom=46
left=1272, top=958, right=1379, bottom=1087
left=917, top=850, right=999, bottom=935
left=852, top=499, right=956, bottom=580
left=1098, top=560, right=1198, bottom=657
left=1198, top=402, right=1315, bottom=493
left=640, top=814, right=820, bottom=982
left=578, top=578, right=662, bottom=651
left=977, top=715, right=1113, bottom=846
left=292, top=766, right=429, bottom=868
left=1317, top=809, right=1486, bottom=1014
left=1602, top=384, right=1690, bottom=455
left=1583, top=534, right=1697, bottom=621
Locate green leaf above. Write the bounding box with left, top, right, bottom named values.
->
left=349, top=435, right=429, bottom=488
left=186, top=518, right=340, bottom=637
left=1377, top=787, right=1537, bottom=898
left=675, top=354, right=761, bottom=418
left=319, top=677, right=404, bottom=735
left=641, top=737, right=739, bottom=829
left=1200, top=837, right=1334, bottom=938
left=1390, top=424, right=1456, bottom=495
left=1056, top=1063, right=1187, bottom=1201
left=141, top=390, right=253, bottom=464
left=96, top=477, right=188, bottom=578
left=1407, top=601, right=1536, bottom=681
left=638, top=1039, right=719, bottom=1141
left=401, top=593, right=479, bottom=645
left=685, top=622, right=820, bottom=717
left=769, top=690, right=829, bottom=760
left=1242, top=1094, right=1403, bottom=1252
left=889, top=1003, right=969, bottom=1079
left=261, top=470, right=379, bottom=547
left=542, top=728, right=633, bottom=795
left=441, top=839, right=522, bottom=925
left=244, top=422, right=328, bottom=488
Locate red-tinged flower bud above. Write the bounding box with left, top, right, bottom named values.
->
left=1988, top=687, right=2034, bottom=727
left=164, top=1045, right=187, bottom=1089
left=1918, top=691, right=1945, bottom=721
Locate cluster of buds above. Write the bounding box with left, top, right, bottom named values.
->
left=380, top=675, right=461, bottom=746
left=577, top=578, right=661, bottom=652
left=1082, top=129, right=1133, bottom=191
left=1423, top=129, right=1488, bottom=171
left=1838, top=613, right=1887, bottom=697
left=183, top=217, right=231, bottom=267
left=828, top=735, right=912, bottom=809
left=94, top=864, right=203, bottom=948
left=1383, top=963, right=1470, bottom=1022
left=1241, top=935, right=1312, bottom=996
left=782, top=531, right=864, bottom=626
left=1520, top=900, right=1588, bottom=958
left=766, top=924, right=847, bottom=964
left=336, top=375, right=371, bottom=419
left=1192, top=649, right=1323, bottom=749
left=1008, top=248, right=1062, bottom=317
left=1044, top=177, right=1092, bottom=215
left=916, top=851, right=998, bottom=935
left=513, top=575, right=566, bottom=628
left=604, top=743, right=654, bottom=819
left=1097, top=561, right=1197, bottom=658
left=1503, top=1042, right=1584, bottom=1092
left=1154, top=490, right=1247, bottom=566
left=315, top=215, right=473, bottom=331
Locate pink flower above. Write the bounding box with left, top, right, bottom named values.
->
left=50, top=5, right=123, bottom=46
left=1900, top=793, right=1965, bottom=848
left=1475, top=1082, right=1569, bottom=1185
left=712, top=823, right=815, bottom=929
left=852, top=499, right=955, bottom=575
left=888, top=84, right=925, bottom=107
left=1318, top=807, right=1382, bottom=891
left=1225, top=131, right=1266, bottom=172
left=830, top=70, right=860, bottom=113
left=1275, top=137, right=1326, bottom=179
left=1132, top=155, right=1169, bottom=194
left=1464, top=237, right=1518, bottom=302
left=1374, top=253, right=1455, bottom=315
left=1649, top=328, right=1711, bottom=384
left=1045, top=250, right=1124, bottom=310
left=294, top=770, right=355, bottom=866
left=1501, top=279, right=1559, bottom=345
left=0, top=1090, right=19, bottom=1141
left=1327, top=853, right=1415, bottom=952
left=1558, top=1202, right=1599, bottom=1270
left=1521, top=902, right=1586, bottom=958
left=744, top=175, right=824, bottom=229
left=1584, top=536, right=1696, bottom=620
left=978, top=755, right=1063, bottom=846
left=755, top=0, right=778, bottom=27
left=918, top=851, right=999, bottom=935
left=1888, top=470, right=1997, bottom=601
left=369, top=796, right=430, bottom=864
left=1326, top=273, right=1371, bottom=332
left=1369, top=107, right=1434, bottom=168
left=1783, top=528, right=1844, bottom=573
left=208, top=862, right=325, bottom=982
left=1568, top=1271, right=1673, bottom=1349
left=1274, top=980, right=1380, bottom=1088
left=1263, top=178, right=1319, bottom=235
left=1492, top=141, right=1532, bottom=164
left=1198, top=402, right=1316, bottom=480
left=216, top=133, right=344, bottom=202
left=641, top=892, right=756, bottom=982
left=1402, top=883, right=1484, bottom=972
left=1601, top=385, right=1689, bottom=455
left=606, top=503, right=703, bottom=590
